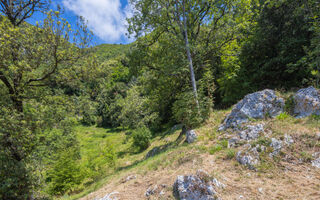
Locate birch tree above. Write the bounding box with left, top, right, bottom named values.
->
left=128, top=0, right=218, bottom=108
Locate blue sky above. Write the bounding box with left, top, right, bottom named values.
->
left=27, top=0, right=132, bottom=45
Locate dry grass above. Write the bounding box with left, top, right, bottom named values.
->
left=69, top=110, right=320, bottom=200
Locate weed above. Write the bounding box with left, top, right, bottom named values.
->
left=276, top=112, right=290, bottom=120
left=300, top=151, right=313, bottom=162
left=225, top=149, right=236, bottom=159
left=209, top=145, right=223, bottom=155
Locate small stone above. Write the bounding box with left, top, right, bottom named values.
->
left=212, top=178, right=226, bottom=189
left=236, top=150, right=259, bottom=170
left=145, top=185, right=158, bottom=197
left=316, top=133, right=320, bottom=140
left=311, top=158, right=320, bottom=168
left=284, top=134, right=294, bottom=146
left=269, top=138, right=282, bottom=157
left=123, top=175, right=136, bottom=183
left=186, top=130, right=197, bottom=143
left=258, top=188, right=263, bottom=194
left=312, top=152, right=320, bottom=158
left=97, top=192, right=119, bottom=200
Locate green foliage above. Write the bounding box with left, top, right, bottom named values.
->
left=225, top=149, right=236, bottom=159
left=209, top=145, right=223, bottom=155
left=47, top=148, right=84, bottom=195
left=172, top=91, right=212, bottom=129
left=276, top=112, right=290, bottom=121
left=118, top=85, right=159, bottom=129
left=131, top=126, right=152, bottom=151
left=96, top=82, right=127, bottom=127
left=235, top=0, right=314, bottom=96
left=284, top=95, right=295, bottom=114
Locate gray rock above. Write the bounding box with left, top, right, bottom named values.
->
left=124, top=175, right=136, bottom=182
left=269, top=138, right=282, bottom=157
left=96, top=192, right=119, bottom=200
left=186, top=130, right=197, bottom=143
left=238, top=124, right=264, bottom=141
left=316, top=133, right=320, bottom=140
left=145, top=185, right=158, bottom=197
left=236, top=151, right=259, bottom=170
left=311, top=158, right=320, bottom=168
left=228, top=137, right=240, bottom=148
left=284, top=134, right=294, bottom=146
left=173, top=170, right=219, bottom=200
left=212, top=178, right=225, bottom=189
left=293, top=87, right=320, bottom=118
left=312, top=152, right=320, bottom=158
left=219, top=89, right=284, bottom=130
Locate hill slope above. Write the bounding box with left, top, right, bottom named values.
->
left=62, top=108, right=320, bottom=200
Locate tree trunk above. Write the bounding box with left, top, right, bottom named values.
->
left=182, top=0, right=199, bottom=110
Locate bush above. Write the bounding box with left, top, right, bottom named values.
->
left=118, top=86, right=159, bottom=129
left=47, top=148, right=85, bottom=195
left=172, top=91, right=212, bottom=129
left=131, top=126, right=152, bottom=151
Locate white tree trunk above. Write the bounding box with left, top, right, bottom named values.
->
left=182, top=0, right=199, bottom=109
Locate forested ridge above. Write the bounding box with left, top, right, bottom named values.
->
left=0, top=0, right=319, bottom=199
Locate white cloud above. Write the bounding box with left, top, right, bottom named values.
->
left=63, top=0, right=132, bottom=43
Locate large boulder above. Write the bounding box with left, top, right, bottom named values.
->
left=219, top=89, right=284, bottom=130
left=293, top=87, right=320, bottom=118
left=173, top=170, right=219, bottom=200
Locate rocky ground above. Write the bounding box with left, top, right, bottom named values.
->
left=79, top=87, right=320, bottom=200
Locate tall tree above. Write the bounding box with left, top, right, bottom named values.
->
left=0, top=8, right=91, bottom=112
left=128, top=0, right=218, bottom=108
left=0, top=0, right=49, bottom=26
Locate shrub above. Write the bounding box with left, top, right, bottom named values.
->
left=47, top=148, right=85, bottom=195
left=118, top=86, right=159, bottom=129
left=132, top=126, right=152, bottom=151
left=172, top=91, right=212, bottom=129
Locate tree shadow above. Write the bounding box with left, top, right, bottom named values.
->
left=159, top=124, right=183, bottom=139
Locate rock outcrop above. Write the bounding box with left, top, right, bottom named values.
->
left=238, top=124, right=264, bottom=141
left=173, top=170, right=220, bottom=200
left=236, top=145, right=260, bottom=170
left=219, top=89, right=284, bottom=130
left=293, top=86, right=320, bottom=118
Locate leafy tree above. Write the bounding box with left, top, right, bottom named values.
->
left=0, top=4, right=92, bottom=199
left=128, top=0, right=221, bottom=109
left=0, top=0, right=49, bottom=26
left=0, top=9, right=91, bottom=112
left=235, top=0, right=313, bottom=97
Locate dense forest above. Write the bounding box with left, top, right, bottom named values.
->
left=0, top=0, right=319, bottom=199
